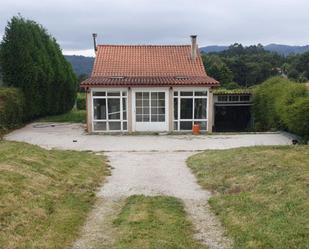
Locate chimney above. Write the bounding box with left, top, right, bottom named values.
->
left=190, top=35, right=197, bottom=60
left=92, top=33, right=97, bottom=52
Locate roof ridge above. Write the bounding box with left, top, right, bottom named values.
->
left=96, top=44, right=191, bottom=47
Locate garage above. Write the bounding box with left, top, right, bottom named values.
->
left=213, top=92, right=252, bottom=132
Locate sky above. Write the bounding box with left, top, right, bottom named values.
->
left=0, top=0, right=309, bottom=57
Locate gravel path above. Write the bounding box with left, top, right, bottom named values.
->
left=73, top=152, right=232, bottom=249
left=6, top=123, right=293, bottom=249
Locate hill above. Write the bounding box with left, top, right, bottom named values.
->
left=200, top=44, right=309, bottom=56
left=64, top=55, right=94, bottom=76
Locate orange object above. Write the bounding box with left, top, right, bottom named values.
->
left=192, top=124, right=201, bottom=135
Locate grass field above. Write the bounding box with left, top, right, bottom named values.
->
left=187, top=146, right=309, bottom=249
left=0, top=141, right=109, bottom=249
left=39, top=109, right=86, bottom=123
left=113, top=195, right=208, bottom=249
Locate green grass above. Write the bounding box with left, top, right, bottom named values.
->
left=0, top=141, right=110, bottom=249
left=39, top=109, right=86, bottom=123
left=187, top=146, right=309, bottom=249
left=113, top=195, right=208, bottom=249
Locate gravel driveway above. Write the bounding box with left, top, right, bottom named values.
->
left=5, top=123, right=292, bottom=249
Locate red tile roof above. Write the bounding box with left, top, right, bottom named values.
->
left=81, top=44, right=219, bottom=87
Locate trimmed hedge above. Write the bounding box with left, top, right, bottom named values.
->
left=76, top=92, right=86, bottom=110
left=0, top=87, right=25, bottom=135
left=253, top=77, right=309, bottom=138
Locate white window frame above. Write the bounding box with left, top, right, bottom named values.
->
left=173, top=87, right=209, bottom=131
left=91, top=88, right=128, bottom=132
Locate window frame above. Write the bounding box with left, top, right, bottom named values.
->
left=173, top=88, right=209, bottom=132
left=91, top=88, right=128, bottom=132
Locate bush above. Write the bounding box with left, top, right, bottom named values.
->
left=76, top=92, right=86, bottom=110
left=0, top=87, right=25, bottom=135
left=253, top=77, right=309, bottom=137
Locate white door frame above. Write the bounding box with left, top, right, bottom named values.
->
left=131, top=87, right=169, bottom=132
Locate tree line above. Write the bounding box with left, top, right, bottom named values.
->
left=0, top=16, right=77, bottom=120
left=202, top=43, right=309, bottom=88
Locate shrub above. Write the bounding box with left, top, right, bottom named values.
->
left=76, top=92, right=86, bottom=110
left=253, top=77, right=309, bottom=137
left=0, top=87, right=25, bottom=135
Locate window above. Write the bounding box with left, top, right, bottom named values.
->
left=240, top=95, right=250, bottom=102
left=135, top=91, right=165, bottom=123
left=92, top=90, right=127, bottom=132
left=173, top=89, right=208, bottom=131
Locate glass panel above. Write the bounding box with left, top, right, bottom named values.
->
left=107, top=92, right=120, bottom=96
left=151, top=108, right=158, bottom=114
left=151, top=98, right=158, bottom=106
left=136, top=92, right=143, bottom=99
left=143, top=108, right=149, bottom=114
left=122, top=91, right=127, bottom=96
left=136, top=99, right=143, bottom=107
left=194, top=98, right=207, bottom=119
left=158, top=99, right=165, bottom=107
left=93, top=122, right=106, bottom=131
left=93, top=91, right=106, bottom=96
left=180, top=121, right=192, bottom=130
left=136, top=115, right=142, bottom=122
left=174, top=98, right=178, bottom=120
left=180, top=98, right=193, bottom=119
left=194, top=121, right=207, bottom=131
left=174, top=121, right=178, bottom=130
left=218, top=96, right=228, bottom=102
left=143, top=99, right=150, bottom=107
left=93, top=99, right=106, bottom=120
left=158, top=107, right=165, bottom=114
left=151, top=92, right=158, bottom=99
left=180, top=91, right=193, bottom=96
left=108, top=99, right=120, bottom=119
left=173, top=91, right=178, bottom=96
left=136, top=108, right=143, bottom=115
left=195, top=91, right=208, bottom=96
left=151, top=115, right=158, bottom=122
left=109, top=122, right=121, bottom=130
left=143, top=92, right=149, bottom=99
left=143, top=115, right=149, bottom=122
left=240, top=95, right=250, bottom=101
left=229, top=95, right=239, bottom=101
left=123, top=122, right=127, bottom=130
left=158, top=115, right=165, bottom=122
left=122, top=98, right=127, bottom=120
left=158, top=92, right=165, bottom=99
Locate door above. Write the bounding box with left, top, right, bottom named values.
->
left=133, top=90, right=169, bottom=131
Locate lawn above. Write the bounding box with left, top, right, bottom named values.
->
left=113, top=195, right=208, bottom=249
left=39, top=109, right=86, bottom=123
left=187, top=146, right=309, bottom=249
left=0, top=141, right=110, bottom=249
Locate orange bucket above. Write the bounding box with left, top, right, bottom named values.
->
left=192, top=123, right=201, bottom=135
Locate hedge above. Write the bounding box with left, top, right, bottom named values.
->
left=253, top=77, right=309, bottom=138
left=0, top=87, right=25, bottom=135
left=76, top=92, right=86, bottom=110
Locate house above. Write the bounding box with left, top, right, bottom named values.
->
left=81, top=35, right=219, bottom=133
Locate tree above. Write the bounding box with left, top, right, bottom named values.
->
left=0, top=16, right=77, bottom=119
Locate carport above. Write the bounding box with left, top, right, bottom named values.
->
left=213, top=92, right=252, bottom=132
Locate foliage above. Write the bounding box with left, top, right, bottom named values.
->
left=0, top=87, right=25, bottom=135
left=253, top=77, right=308, bottom=137
left=113, top=195, right=208, bottom=249
left=39, top=109, right=86, bottom=123
left=284, top=51, right=309, bottom=82
left=0, top=16, right=77, bottom=120
left=76, top=92, right=86, bottom=110
left=187, top=146, right=309, bottom=249
left=0, top=140, right=110, bottom=249
left=202, top=43, right=284, bottom=87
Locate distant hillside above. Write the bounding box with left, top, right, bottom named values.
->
left=200, top=44, right=309, bottom=56
left=65, top=55, right=94, bottom=76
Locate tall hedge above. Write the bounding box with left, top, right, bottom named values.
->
left=0, top=16, right=77, bottom=120
left=253, top=77, right=309, bottom=138
left=0, top=87, right=25, bottom=134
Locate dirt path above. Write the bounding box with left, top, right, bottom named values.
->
left=73, top=152, right=232, bottom=249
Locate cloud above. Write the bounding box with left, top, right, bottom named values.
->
left=1, top=0, right=309, bottom=55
